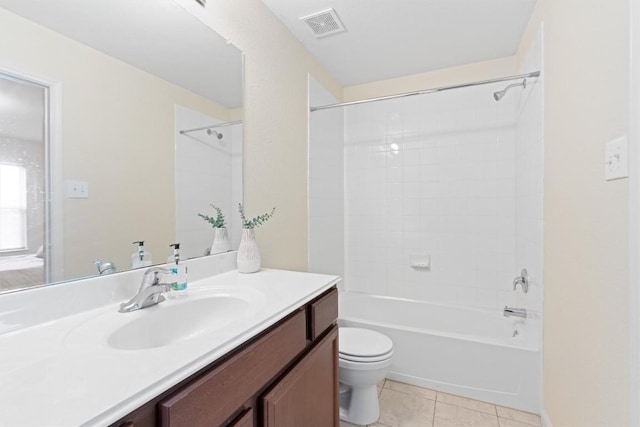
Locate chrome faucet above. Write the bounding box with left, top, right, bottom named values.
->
left=503, top=306, right=527, bottom=319
left=119, top=267, right=171, bottom=313
left=513, top=268, right=529, bottom=293
left=94, top=260, right=116, bottom=275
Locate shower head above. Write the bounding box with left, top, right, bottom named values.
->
left=207, top=128, right=223, bottom=139
left=493, top=79, right=527, bottom=102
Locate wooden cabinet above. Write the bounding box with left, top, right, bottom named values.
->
left=262, top=325, right=338, bottom=427
left=228, top=409, right=254, bottom=427
left=112, top=286, right=338, bottom=427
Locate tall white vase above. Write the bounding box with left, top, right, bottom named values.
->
left=237, top=228, right=261, bottom=273
left=210, top=227, right=231, bottom=255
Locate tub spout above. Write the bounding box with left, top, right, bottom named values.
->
left=503, top=306, right=527, bottom=319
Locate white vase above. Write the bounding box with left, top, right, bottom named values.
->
left=210, top=227, right=231, bottom=255
left=237, top=228, right=261, bottom=273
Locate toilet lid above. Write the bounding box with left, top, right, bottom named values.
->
left=339, top=327, right=393, bottom=359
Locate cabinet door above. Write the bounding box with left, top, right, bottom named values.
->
left=228, top=408, right=254, bottom=427
left=262, top=325, right=339, bottom=427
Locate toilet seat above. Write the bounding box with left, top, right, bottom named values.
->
left=339, top=327, right=394, bottom=363
left=339, top=349, right=394, bottom=363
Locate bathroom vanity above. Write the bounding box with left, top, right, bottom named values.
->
left=0, top=254, right=340, bottom=427
left=112, top=286, right=339, bottom=427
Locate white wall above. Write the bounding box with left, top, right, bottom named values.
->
left=308, top=77, right=344, bottom=279
left=518, top=0, right=637, bottom=426
left=343, top=84, right=522, bottom=311
left=517, top=0, right=630, bottom=424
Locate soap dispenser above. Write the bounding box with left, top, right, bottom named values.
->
left=167, top=243, right=188, bottom=298
left=131, top=241, right=152, bottom=269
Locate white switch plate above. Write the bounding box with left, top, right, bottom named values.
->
left=66, top=180, right=89, bottom=199
left=605, top=136, right=628, bottom=181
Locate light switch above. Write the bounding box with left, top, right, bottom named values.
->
left=605, top=136, right=628, bottom=181
left=66, top=180, right=89, bottom=199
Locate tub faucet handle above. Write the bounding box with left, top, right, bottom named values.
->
left=513, top=269, right=529, bottom=293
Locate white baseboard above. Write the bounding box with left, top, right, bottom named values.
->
left=541, top=408, right=552, bottom=427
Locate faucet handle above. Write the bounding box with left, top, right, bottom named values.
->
left=512, top=269, right=529, bottom=293
left=139, top=267, right=171, bottom=289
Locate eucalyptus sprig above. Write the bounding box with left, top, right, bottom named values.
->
left=198, top=204, right=226, bottom=228
left=238, top=203, right=276, bottom=229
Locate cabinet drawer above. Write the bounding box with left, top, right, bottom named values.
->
left=159, top=309, right=307, bottom=427
left=308, top=287, right=338, bottom=340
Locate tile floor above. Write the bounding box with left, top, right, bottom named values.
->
left=340, top=379, right=542, bottom=427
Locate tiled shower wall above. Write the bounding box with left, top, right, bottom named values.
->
left=308, top=60, right=543, bottom=314
left=343, top=86, right=522, bottom=310
left=308, top=77, right=344, bottom=279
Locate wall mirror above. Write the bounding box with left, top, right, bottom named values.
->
left=0, top=0, right=243, bottom=293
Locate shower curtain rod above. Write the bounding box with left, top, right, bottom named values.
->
left=310, top=71, right=541, bottom=112
left=179, top=119, right=243, bottom=135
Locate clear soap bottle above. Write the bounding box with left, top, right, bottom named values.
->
left=167, top=243, right=188, bottom=299
left=131, top=241, right=152, bottom=269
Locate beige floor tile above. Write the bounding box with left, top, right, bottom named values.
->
left=368, top=423, right=393, bottom=427
left=496, top=406, right=541, bottom=426
left=378, top=387, right=436, bottom=427
left=436, top=392, right=497, bottom=416
left=434, top=402, right=500, bottom=427
left=498, top=418, right=541, bottom=427
left=385, top=379, right=437, bottom=400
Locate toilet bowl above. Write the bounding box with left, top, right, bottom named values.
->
left=339, top=327, right=394, bottom=426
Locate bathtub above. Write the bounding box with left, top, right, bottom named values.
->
left=338, top=291, right=541, bottom=413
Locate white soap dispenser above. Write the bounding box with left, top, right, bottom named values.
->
left=167, top=243, right=188, bottom=299
left=131, top=241, right=152, bottom=269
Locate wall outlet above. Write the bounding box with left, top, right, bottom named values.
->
left=605, top=136, right=628, bottom=181
left=66, top=180, right=89, bottom=199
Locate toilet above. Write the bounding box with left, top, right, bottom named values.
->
left=339, top=327, right=394, bottom=426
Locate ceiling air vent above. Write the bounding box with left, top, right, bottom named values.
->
left=300, top=8, right=346, bottom=38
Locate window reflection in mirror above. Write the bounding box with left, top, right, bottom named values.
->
left=0, top=74, right=46, bottom=292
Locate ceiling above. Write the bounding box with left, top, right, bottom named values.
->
left=0, top=0, right=243, bottom=108
left=261, top=0, right=537, bottom=87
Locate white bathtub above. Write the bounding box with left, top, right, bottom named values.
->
left=338, top=292, right=541, bottom=413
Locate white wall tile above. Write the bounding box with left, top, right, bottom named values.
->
left=317, top=72, right=542, bottom=312
left=308, top=77, right=345, bottom=278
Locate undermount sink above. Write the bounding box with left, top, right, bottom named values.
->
left=108, top=295, right=251, bottom=350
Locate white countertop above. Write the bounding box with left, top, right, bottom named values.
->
left=0, top=267, right=339, bottom=427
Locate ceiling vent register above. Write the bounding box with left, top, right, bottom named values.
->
left=299, top=8, right=346, bottom=38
